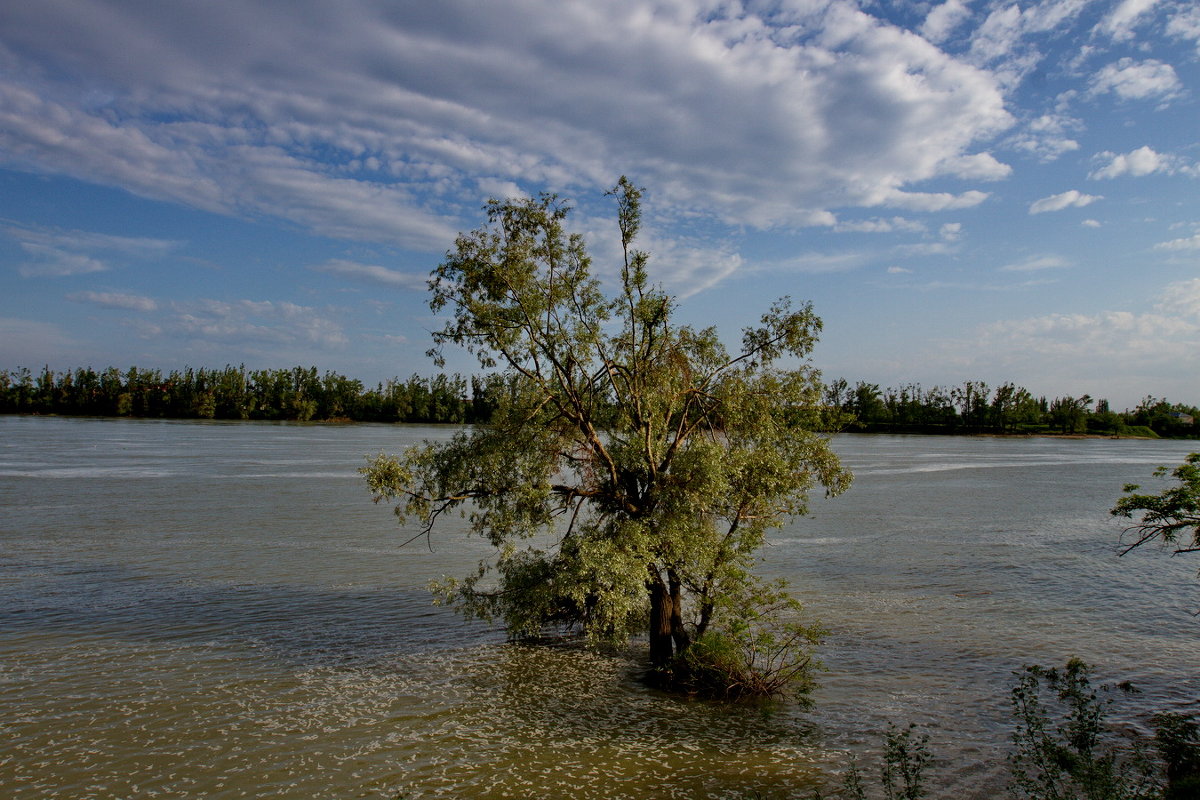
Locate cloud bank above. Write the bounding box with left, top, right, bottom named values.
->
left=0, top=0, right=1014, bottom=243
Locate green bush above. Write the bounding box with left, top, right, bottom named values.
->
left=817, top=661, right=1198, bottom=800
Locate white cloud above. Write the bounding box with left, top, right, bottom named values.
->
left=763, top=251, right=872, bottom=275
left=965, top=0, right=1091, bottom=85
left=167, top=299, right=349, bottom=349
left=15, top=244, right=108, bottom=278
left=4, top=223, right=179, bottom=278
left=983, top=309, right=1196, bottom=357
left=891, top=241, right=957, bottom=257
left=887, top=266, right=913, bottom=274
left=999, top=255, right=1069, bottom=272
left=68, top=291, right=159, bottom=312
left=939, top=222, right=963, bottom=241
left=1029, top=190, right=1102, bottom=213
left=957, top=288, right=1200, bottom=403
left=968, top=4, right=1025, bottom=64
left=0, top=0, right=1015, bottom=236
left=1089, top=145, right=1173, bottom=179
left=314, top=259, right=429, bottom=291
left=1166, top=6, right=1200, bottom=53
left=834, top=217, right=926, bottom=234
left=1157, top=277, right=1200, bottom=316
left=634, top=237, right=744, bottom=298
left=875, top=189, right=991, bottom=212
left=1082, top=219, right=1101, bottom=228
left=922, top=0, right=973, bottom=44
left=1090, top=58, right=1183, bottom=103
left=1155, top=234, right=1200, bottom=251
left=1007, top=113, right=1080, bottom=162
left=1095, top=0, right=1164, bottom=42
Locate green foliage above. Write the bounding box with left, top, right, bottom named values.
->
left=0, top=365, right=482, bottom=424
left=364, top=178, right=850, bottom=688
left=1009, top=659, right=1159, bottom=800
left=1154, top=714, right=1200, bottom=800
left=824, top=380, right=1196, bottom=439
left=880, top=724, right=934, bottom=800
left=1111, top=453, right=1200, bottom=560
left=665, top=577, right=824, bottom=699
left=821, top=662, right=1195, bottom=800
left=6, top=363, right=1196, bottom=439
left=825, top=724, right=934, bottom=800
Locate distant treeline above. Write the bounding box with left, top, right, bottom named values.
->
left=2, top=366, right=1197, bottom=438
left=0, top=365, right=506, bottom=424
left=824, top=378, right=1198, bottom=439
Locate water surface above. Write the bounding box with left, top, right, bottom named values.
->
left=1, top=417, right=1196, bottom=798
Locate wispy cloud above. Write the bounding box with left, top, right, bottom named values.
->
left=939, top=223, right=963, bottom=242
left=1166, top=5, right=1200, bottom=53
left=999, top=255, right=1070, bottom=272
left=1095, top=0, right=1165, bottom=42
left=763, top=251, right=872, bottom=276
left=875, top=189, right=991, bottom=212
left=1158, top=277, right=1200, bottom=316
left=1006, top=113, right=1080, bottom=163
left=314, top=259, right=429, bottom=291
left=1029, top=190, right=1102, bottom=214
left=68, top=291, right=159, bottom=312
left=947, top=278, right=1200, bottom=402
left=1155, top=234, right=1200, bottom=251
left=834, top=217, right=927, bottom=234
left=4, top=223, right=180, bottom=278
left=171, top=299, right=349, bottom=349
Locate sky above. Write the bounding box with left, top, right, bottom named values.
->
left=1, top=0, right=1198, bottom=410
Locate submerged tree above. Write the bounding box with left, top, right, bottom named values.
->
left=363, top=178, right=850, bottom=693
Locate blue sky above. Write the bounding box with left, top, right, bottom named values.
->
left=1, top=0, right=1197, bottom=409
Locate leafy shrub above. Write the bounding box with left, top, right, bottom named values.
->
left=669, top=618, right=822, bottom=700
left=1008, top=658, right=1160, bottom=799
left=1155, top=713, right=1200, bottom=800
left=817, top=723, right=934, bottom=800
left=817, top=660, right=1197, bottom=800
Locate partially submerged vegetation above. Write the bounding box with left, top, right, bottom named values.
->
left=819, top=659, right=1199, bottom=800
left=365, top=178, right=849, bottom=697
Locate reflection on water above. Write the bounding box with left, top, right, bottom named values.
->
left=1, top=418, right=1197, bottom=798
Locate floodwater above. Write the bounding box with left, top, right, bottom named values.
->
left=1, top=416, right=1196, bottom=798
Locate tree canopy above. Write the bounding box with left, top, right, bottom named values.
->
left=363, top=178, right=850, bottom=692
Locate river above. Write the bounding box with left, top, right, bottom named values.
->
left=1, top=416, right=1197, bottom=798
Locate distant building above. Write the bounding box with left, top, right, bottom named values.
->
left=1169, top=411, right=1195, bottom=425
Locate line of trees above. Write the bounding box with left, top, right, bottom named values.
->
left=825, top=378, right=1199, bottom=439
left=0, top=365, right=514, bottom=424
left=2, top=366, right=1197, bottom=438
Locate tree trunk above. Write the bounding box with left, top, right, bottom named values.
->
left=648, top=573, right=674, bottom=667
left=668, top=569, right=690, bottom=654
